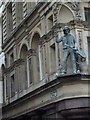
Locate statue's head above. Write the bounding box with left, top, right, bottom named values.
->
left=63, top=26, right=70, bottom=35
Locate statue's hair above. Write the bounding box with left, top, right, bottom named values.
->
left=63, top=26, right=70, bottom=32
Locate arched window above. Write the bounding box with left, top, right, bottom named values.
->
left=29, top=33, right=40, bottom=84
left=19, top=44, right=28, bottom=91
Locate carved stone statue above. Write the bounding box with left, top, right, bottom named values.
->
left=56, top=26, right=84, bottom=74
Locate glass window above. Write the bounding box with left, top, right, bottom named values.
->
left=11, top=74, right=15, bottom=97
left=84, top=8, right=90, bottom=24
left=7, top=3, right=13, bottom=37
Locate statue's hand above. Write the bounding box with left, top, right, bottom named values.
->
left=73, top=47, right=78, bottom=51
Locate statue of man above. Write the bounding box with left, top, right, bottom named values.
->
left=56, top=26, right=78, bottom=74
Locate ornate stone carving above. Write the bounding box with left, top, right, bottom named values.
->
left=53, top=3, right=59, bottom=25
left=68, top=2, right=80, bottom=11
left=77, top=30, right=82, bottom=50
left=53, top=3, right=61, bottom=70
left=52, top=3, right=60, bottom=34
left=68, top=2, right=81, bottom=20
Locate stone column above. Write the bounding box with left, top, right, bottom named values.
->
left=52, top=3, right=62, bottom=75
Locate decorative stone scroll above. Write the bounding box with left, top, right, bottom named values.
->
left=67, top=2, right=82, bottom=20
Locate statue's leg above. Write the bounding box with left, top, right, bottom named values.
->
left=62, top=50, right=69, bottom=74
left=71, top=52, right=77, bottom=74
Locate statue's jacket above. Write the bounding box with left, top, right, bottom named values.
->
left=56, top=33, right=77, bottom=50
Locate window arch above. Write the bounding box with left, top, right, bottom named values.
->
left=19, top=44, right=28, bottom=91
left=58, top=5, right=74, bottom=23
left=31, top=33, right=40, bottom=49
left=29, top=33, right=41, bottom=83
left=20, top=44, right=28, bottom=59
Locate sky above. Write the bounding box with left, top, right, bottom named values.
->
left=0, top=2, right=4, bottom=67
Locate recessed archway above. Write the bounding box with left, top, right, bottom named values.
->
left=30, top=32, right=40, bottom=83
left=19, top=44, right=28, bottom=91
left=59, top=5, right=74, bottom=23
left=31, top=33, right=40, bottom=49
left=20, top=44, right=28, bottom=60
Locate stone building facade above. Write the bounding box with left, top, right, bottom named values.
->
left=1, top=1, right=90, bottom=120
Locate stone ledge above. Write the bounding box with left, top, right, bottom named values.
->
left=2, top=74, right=90, bottom=108
left=2, top=74, right=90, bottom=119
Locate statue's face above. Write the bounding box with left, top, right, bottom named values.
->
left=63, top=28, right=70, bottom=35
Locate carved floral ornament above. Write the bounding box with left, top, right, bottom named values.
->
left=52, top=2, right=80, bottom=12
left=52, top=2, right=81, bottom=21
left=67, top=2, right=81, bottom=20
left=67, top=2, right=80, bottom=11
left=40, top=2, right=82, bottom=45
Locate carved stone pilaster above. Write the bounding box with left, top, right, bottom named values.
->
left=53, top=3, right=61, bottom=69
left=53, top=3, right=59, bottom=25
left=77, top=30, right=83, bottom=50
left=52, top=2, right=60, bottom=36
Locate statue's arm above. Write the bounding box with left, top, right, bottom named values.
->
left=56, top=35, right=62, bottom=43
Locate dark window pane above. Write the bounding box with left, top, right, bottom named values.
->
left=84, top=8, right=90, bottom=24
